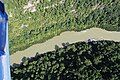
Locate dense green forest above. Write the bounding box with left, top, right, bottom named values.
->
left=4, top=0, right=120, bottom=54
left=11, top=40, right=120, bottom=80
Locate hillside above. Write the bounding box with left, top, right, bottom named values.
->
left=11, top=40, right=120, bottom=80
left=4, top=0, right=120, bottom=54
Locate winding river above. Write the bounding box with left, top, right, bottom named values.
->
left=10, top=28, right=120, bottom=64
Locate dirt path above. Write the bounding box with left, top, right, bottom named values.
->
left=10, top=28, right=120, bottom=64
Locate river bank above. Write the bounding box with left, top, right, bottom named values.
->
left=10, top=28, right=120, bottom=64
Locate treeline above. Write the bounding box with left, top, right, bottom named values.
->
left=5, top=0, right=120, bottom=54
left=11, top=40, right=120, bottom=80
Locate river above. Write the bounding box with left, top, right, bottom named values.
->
left=10, top=28, right=120, bottom=64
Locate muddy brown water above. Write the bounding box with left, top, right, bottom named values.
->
left=10, top=28, right=120, bottom=64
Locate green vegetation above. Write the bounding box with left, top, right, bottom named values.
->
left=4, top=0, right=120, bottom=54
left=11, top=40, right=120, bottom=80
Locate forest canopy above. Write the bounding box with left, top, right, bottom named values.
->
left=11, top=40, right=120, bottom=80
left=5, top=0, right=120, bottom=54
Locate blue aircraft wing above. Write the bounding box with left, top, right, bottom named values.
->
left=0, top=1, right=11, bottom=80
